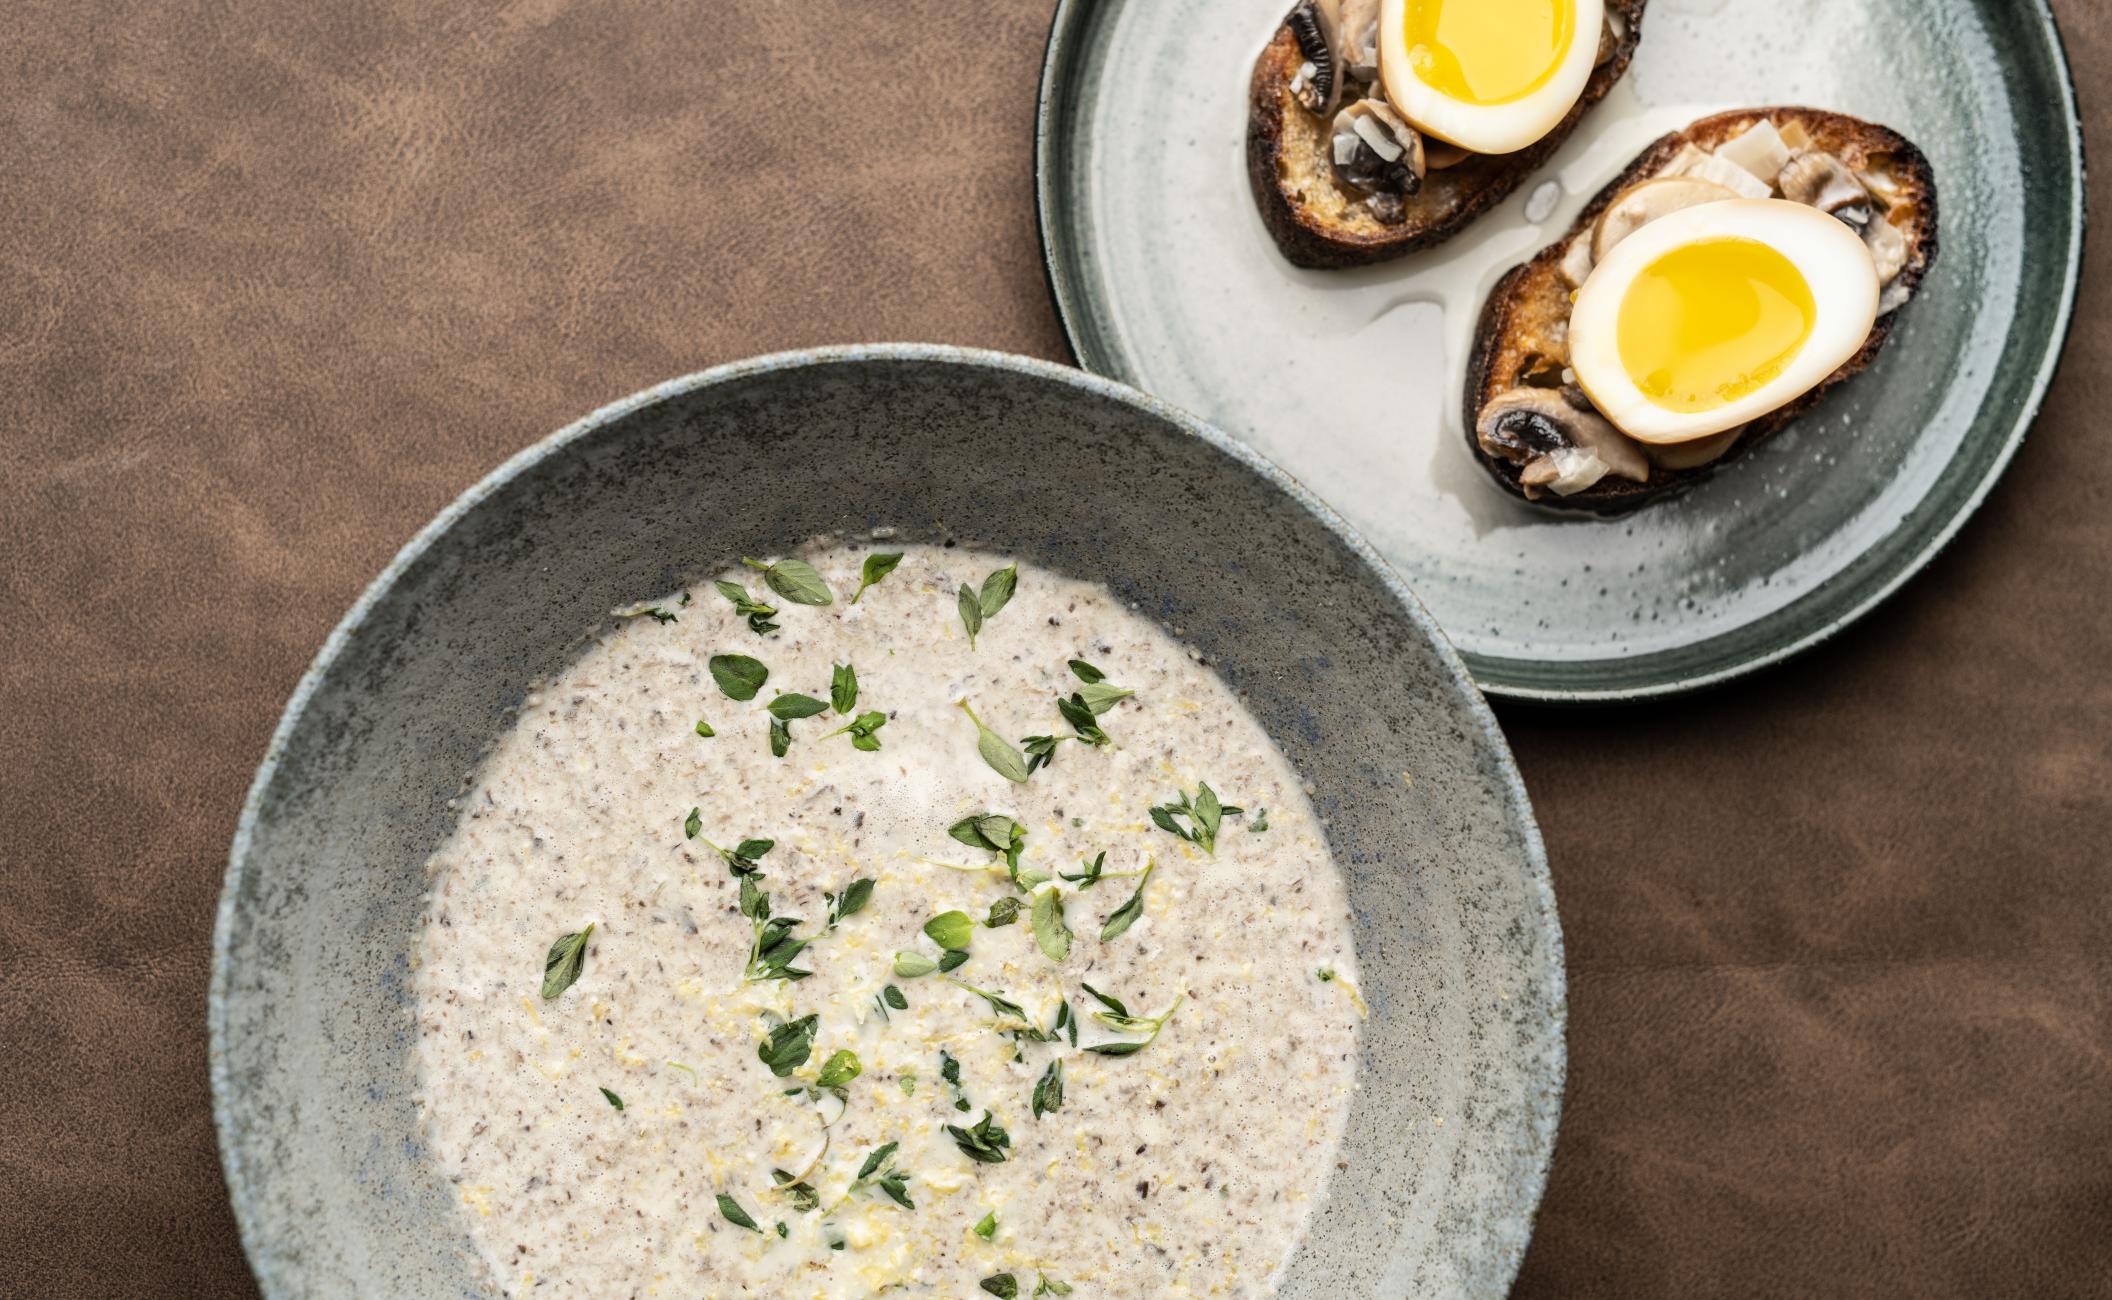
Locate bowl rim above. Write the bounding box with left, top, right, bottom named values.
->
left=208, top=343, right=1565, bottom=1296
left=1031, top=0, right=2090, bottom=704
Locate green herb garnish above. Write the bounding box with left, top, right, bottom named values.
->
left=540, top=925, right=593, bottom=1000
left=709, top=654, right=769, bottom=701
left=882, top=984, right=908, bottom=1010
left=973, top=1210, right=998, bottom=1241
left=894, top=951, right=939, bottom=978
left=958, top=699, right=1029, bottom=783
left=694, top=719, right=716, bottom=738
left=767, top=693, right=829, bottom=720
left=824, top=710, right=888, bottom=751
left=938, top=948, right=970, bottom=972
left=713, top=580, right=779, bottom=635
left=1099, top=861, right=1154, bottom=942
left=949, top=814, right=1042, bottom=888
left=757, top=1015, right=818, bottom=1077
left=923, top=910, right=975, bottom=952
left=769, top=717, right=791, bottom=757
left=684, top=806, right=703, bottom=839
left=1029, top=888, right=1071, bottom=963
left=830, top=663, right=858, bottom=714
left=1149, top=781, right=1242, bottom=856
left=946, top=1110, right=1012, bottom=1164
left=851, top=552, right=904, bottom=603
left=703, top=836, right=775, bottom=877
left=982, top=1275, right=1019, bottom=1298
left=1031, top=1059, right=1064, bottom=1120
left=599, top=1086, right=623, bottom=1111
left=772, top=1166, right=822, bottom=1212
left=1080, top=985, right=1184, bottom=1056
left=1249, top=806, right=1270, bottom=833
left=826, top=878, right=874, bottom=928
left=986, top=896, right=1020, bottom=928
left=958, top=565, right=1017, bottom=647
left=739, top=878, right=811, bottom=982
left=940, top=1049, right=971, bottom=1112
left=845, top=1141, right=914, bottom=1209
left=816, top=1048, right=862, bottom=1089
left=717, top=1193, right=763, bottom=1232
left=742, top=556, right=833, bottom=606
left=619, top=605, right=679, bottom=624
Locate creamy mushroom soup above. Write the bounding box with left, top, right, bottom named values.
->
left=412, top=544, right=1363, bottom=1298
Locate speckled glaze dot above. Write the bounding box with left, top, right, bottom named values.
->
left=210, top=346, right=1563, bottom=1298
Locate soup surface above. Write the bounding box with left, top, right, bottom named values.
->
left=412, top=544, right=1363, bottom=1297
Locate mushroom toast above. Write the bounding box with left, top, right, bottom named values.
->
left=1466, top=108, right=1939, bottom=511
left=1248, top=0, right=1647, bottom=269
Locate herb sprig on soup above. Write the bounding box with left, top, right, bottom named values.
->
left=413, top=544, right=1364, bottom=1297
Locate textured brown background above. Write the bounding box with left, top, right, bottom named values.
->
left=2, top=0, right=2105, bottom=1295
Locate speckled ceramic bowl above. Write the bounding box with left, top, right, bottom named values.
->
left=210, top=346, right=1563, bottom=1298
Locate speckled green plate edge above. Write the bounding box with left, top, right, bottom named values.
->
left=1034, top=0, right=2088, bottom=704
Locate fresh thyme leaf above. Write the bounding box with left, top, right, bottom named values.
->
left=1067, top=658, right=1105, bottom=683
left=894, top=951, right=938, bottom=978
left=1060, top=852, right=1107, bottom=888
left=923, top=910, right=974, bottom=951
left=825, top=710, right=888, bottom=751
left=1099, top=862, right=1154, bottom=942
left=937, top=948, right=970, bottom=973
left=773, top=1166, right=822, bottom=1211
left=1031, top=1058, right=1064, bottom=1120
left=946, top=1110, right=1012, bottom=1164
left=1150, top=781, right=1243, bottom=855
left=977, top=565, right=1017, bottom=619
left=743, top=556, right=833, bottom=606
left=830, top=663, right=858, bottom=714
left=985, top=896, right=1020, bottom=928
left=1030, top=889, right=1071, bottom=963
left=684, top=807, right=702, bottom=839
left=541, top=926, right=593, bottom=1000
left=947, top=978, right=1029, bottom=1024
left=717, top=1193, right=763, bottom=1233
left=1083, top=992, right=1184, bottom=1056
left=981, top=1274, right=1019, bottom=1299
left=856, top=1141, right=898, bottom=1181
left=1037, top=1276, right=1074, bottom=1296
left=746, top=911, right=812, bottom=983
left=704, top=835, right=774, bottom=878
left=709, top=654, right=769, bottom=701
left=882, top=984, right=909, bottom=1010
left=767, top=693, right=830, bottom=721
left=599, top=1086, right=623, bottom=1111
left=973, top=1210, right=998, bottom=1240
left=826, top=878, right=874, bottom=927
left=775, top=1221, right=789, bottom=1238
left=694, top=719, right=715, bottom=738
left=900, top=1074, right=916, bottom=1096
left=1317, top=967, right=1335, bottom=982
left=940, top=1049, right=971, bottom=1111
left=959, top=700, right=1029, bottom=783
left=816, top=1049, right=862, bottom=1089
left=618, top=605, right=679, bottom=624
left=1055, top=695, right=1109, bottom=747
left=758, top=1015, right=818, bottom=1077
left=1079, top=982, right=1127, bottom=1018
left=851, top=552, right=903, bottom=603
left=768, top=716, right=791, bottom=757
left=1250, top=806, right=1270, bottom=833
left=957, top=583, right=984, bottom=647
left=1021, top=732, right=1067, bottom=775
left=1076, top=681, right=1135, bottom=715
left=713, top=579, right=779, bottom=635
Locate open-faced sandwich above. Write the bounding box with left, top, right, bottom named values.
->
left=1466, top=108, right=1939, bottom=511
left=1248, top=0, right=1647, bottom=269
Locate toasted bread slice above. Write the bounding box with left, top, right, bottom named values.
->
left=1465, top=107, right=1940, bottom=513
left=1247, top=0, right=1648, bottom=270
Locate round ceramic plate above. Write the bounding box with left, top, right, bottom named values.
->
left=211, top=348, right=1565, bottom=1298
left=1036, top=0, right=2084, bottom=701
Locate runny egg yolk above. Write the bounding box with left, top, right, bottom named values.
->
left=1404, top=0, right=1577, bottom=106
left=1615, top=237, right=1819, bottom=414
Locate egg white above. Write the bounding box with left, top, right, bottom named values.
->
left=1378, top=0, right=1605, bottom=156
left=1569, top=199, right=1881, bottom=445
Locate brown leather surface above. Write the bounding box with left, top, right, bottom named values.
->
left=0, top=0, right=2104, bottom=1295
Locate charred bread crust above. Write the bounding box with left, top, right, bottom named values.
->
left=1246, top=0, right=1647, bottom=270
left=1464, top=106, right=1940, bottom=513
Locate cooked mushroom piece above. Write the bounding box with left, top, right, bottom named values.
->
left=1865, top=213, right=1909, bottom=290
left=1287, top=0, right=1346, bottom=116
left=1477, top=388, right=1650, bottom=496
left=1596, top=7, right=1629, bottom=65
left=1330, top=98, right=1425, bottom=214
left=1338, top=0, right=1381, bottom=83
left=1777, top=151, right=1876, bottom=234
left=1591, top=176, right=1743, bottom=263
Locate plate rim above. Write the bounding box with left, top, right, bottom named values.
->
left=1033, top=0, right=2090, bottom=704
left=208, top=343, right=1567, bottom=1297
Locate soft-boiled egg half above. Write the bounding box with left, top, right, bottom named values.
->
left=1569, top=199, right=1881, bottom=444
left=1379, top=0, right=1605, bottom=156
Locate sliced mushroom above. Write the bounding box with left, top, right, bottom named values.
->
left=1559, top=230, right=1596, bottom=289
left=1865, top=212, right=1909, bottom=289
left=1339, top=0, right=1381, bottom=83
left=1776, top=151, right=1876, bottom=234
left=1596, top=6, right=1630, bottom=65
left=1644, top=426, right=1742, bottom=471
left=1477, top=387, right=1650, bottom=493
left=1671, top=148, right=1774, bottom=200
left=1287, top=0, right=1346, bottom=116
left=1424, top=139, right=1474, bottom=170
left=1591, top=176, right=1742, bottom=263
left=1331, top=98, right=1425, bottom=212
